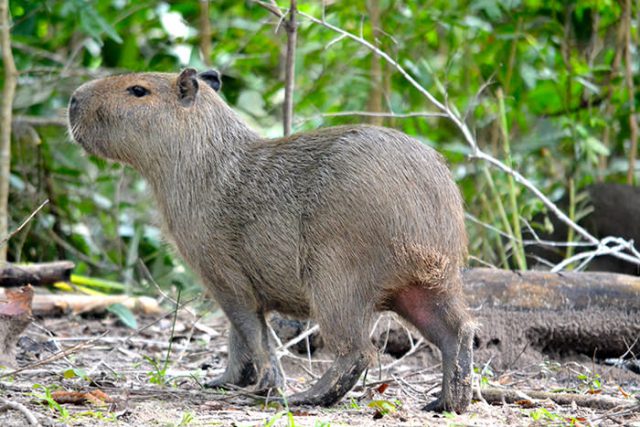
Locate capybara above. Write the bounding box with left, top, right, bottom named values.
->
left=68, top=68, right=474, bottom=412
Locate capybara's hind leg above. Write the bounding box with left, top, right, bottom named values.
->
left=286, top=352, right=370, bottom=406
left=391, top=278, right=474, bottom=413
left=286, top=281, right=374, bottom=406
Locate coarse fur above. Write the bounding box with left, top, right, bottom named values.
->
left=68, top=68, right=475, bottom=413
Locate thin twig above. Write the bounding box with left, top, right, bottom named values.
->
left=0, top=397, right=40, bottom=426
left=0, top=331, right=109, bottom=379
left=0, top=199, right=49, bottom=248
left=322, top=111, right=448, bottom=119
left=276, top=324, right=320, bottom=352
left=12, top=115, right=66, bottom=127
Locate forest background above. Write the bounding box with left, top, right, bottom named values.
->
left=1, top=0, right=638, bottom=300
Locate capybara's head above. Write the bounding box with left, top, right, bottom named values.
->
left=68, top=68, right=222, bottom=165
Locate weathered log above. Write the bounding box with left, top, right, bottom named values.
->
left=462, top=268, right=640, bottom=310
left=0, top=261, right=74, bottom=287
left=464, top=268, right=640, bottom=369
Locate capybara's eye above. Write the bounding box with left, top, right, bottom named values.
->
left=127, top=85, right=150, bottom=98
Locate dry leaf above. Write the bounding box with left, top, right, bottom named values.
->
left=0, top=285, right=33, bottom=317
left=51, top=389, right=113, bottom=405
left=375, top=383, right=389, bottom=394
left=515, top=399, right=536, bottom=408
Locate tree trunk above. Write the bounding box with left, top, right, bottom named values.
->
left=199, top=0, right=212, bottom=66
left=0, top=0, right=18, bottom=261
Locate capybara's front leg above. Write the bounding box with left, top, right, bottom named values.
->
left=205, top=299, right=283, bottom=392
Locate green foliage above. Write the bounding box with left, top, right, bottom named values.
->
left=176, top=411, right=195, bottom=426
left=367, top=398, right=400, bottom=416
left=106, top=302, right=138, bottom=329
left=527, top=407, right=562, bottom=423
left=145, top=289, right=181, bottom=385
left=144, top=354, right=169, bottom=386
left=31, top=383, right=70, bottom=421
left=5, top=0, right=639, bottom=287
left=576, top=370, right=602, bottom=392
left=62, top=367, right=90, bottom=382
left=475, top=363, right=495, bottom=386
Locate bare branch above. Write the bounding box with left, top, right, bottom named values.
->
left=323, top=111, right=448, bottom=119
left=12, top=115, right=67, bottom=127
left=253, top=0, right=284, bottom=19
left=253, top=0, right=297, bottom=136
left=283, top=0, right=297, bottom=136
left=0, top=397, right=40, bottom=426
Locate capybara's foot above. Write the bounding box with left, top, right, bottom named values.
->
left=204, top=362, right=257, bottom=389
left=422, top=388, right=471, bottom=414
left=253, top=365, right=285, bottom=394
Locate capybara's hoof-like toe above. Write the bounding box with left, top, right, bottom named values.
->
left=423, top=397, right=445, bottom=413
left=204, top=377, right=231, bottom=390
left=423, top=397, right=469, bottom=414
left=284, top=391, right=338, bottom=407
left=255, top=368, right=285, bottom=392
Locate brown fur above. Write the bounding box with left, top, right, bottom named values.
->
left=68, top=68, right=475, bottom=412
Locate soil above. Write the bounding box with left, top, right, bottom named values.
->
left=0, top=307, right=638, bottom=427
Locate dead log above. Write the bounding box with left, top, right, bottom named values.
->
left=462, top=268, right=640, bottom=310
left=463, top=268, right=640, bottom=370
left=0, top=261, right=74, bottom=287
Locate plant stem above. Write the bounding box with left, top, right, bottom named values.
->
left=497, top=88, right=526, bottom=270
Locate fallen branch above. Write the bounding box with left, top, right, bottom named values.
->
left=480, top=386, right=636, bottom=411
left=0, top=397, right=40, bottom=426
left=0, top=331, right=109, bottom=379
left=12, top=115, right=67, bottom=127
left=16, top=292, right=161, bottom=316
left=0, top=260, right=74, bottom=288
left=463, top=268, right=640, bottom=310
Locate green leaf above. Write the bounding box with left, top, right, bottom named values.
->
left=107, top=303, right=138, bottom=329
left=79, top=6, right=123, bottom=44
left=584, top=137, right=610, bottom=156
left=63, top=368, right=89, bottom=380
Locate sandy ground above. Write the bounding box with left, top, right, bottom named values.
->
left=0, top=308, right=638, bottom=426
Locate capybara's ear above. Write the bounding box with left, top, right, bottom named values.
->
left=199, top=70, right=222, bottom=92
left=177, top=68, right=199, bottom=107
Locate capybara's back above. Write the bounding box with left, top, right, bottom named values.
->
left=68, top=68, right=474, bottom=413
